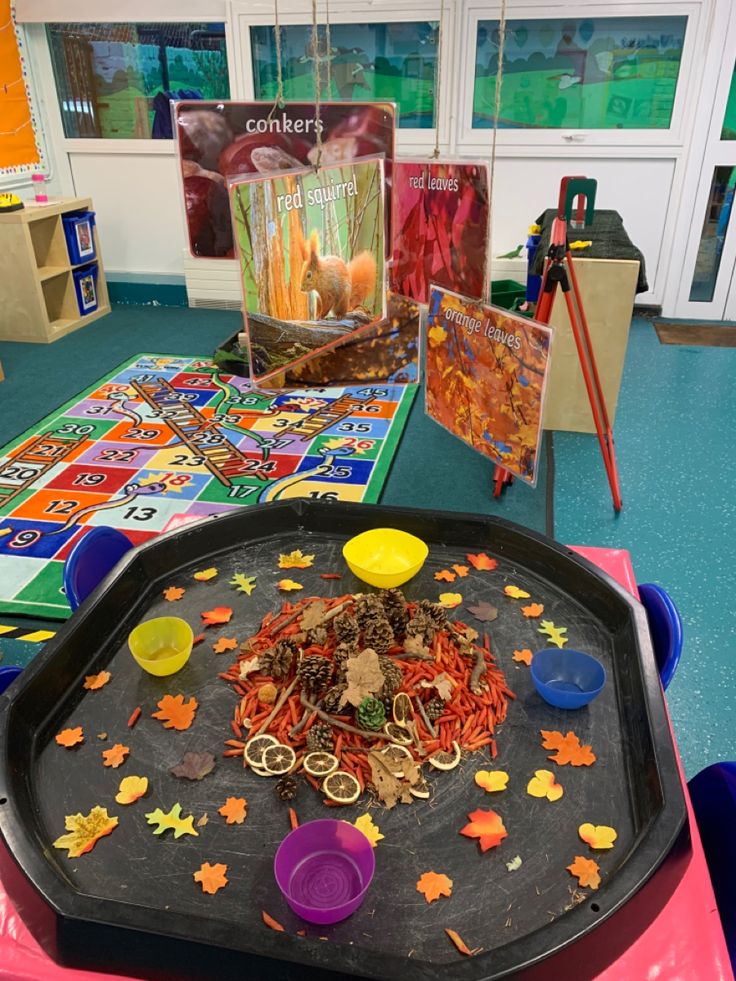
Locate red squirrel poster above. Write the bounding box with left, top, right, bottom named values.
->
left=230, top=157, right=385, bottom=384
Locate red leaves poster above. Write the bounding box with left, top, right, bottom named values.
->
left=391, top=161, right=489, bottom=304
left=425, top=286, right=553, bottom=486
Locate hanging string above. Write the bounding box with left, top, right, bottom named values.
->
left=487, top=0, right=507, bottom=287
left=311, top=0, right=323, bottom=168
left=431, top=0, right=445, bottom=159
left=266, top=0, right=285, bottom=121
left=324, top=0, right=332, bottom=97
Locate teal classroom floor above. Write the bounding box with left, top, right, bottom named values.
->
left=1, top=307, right=734, bottom=779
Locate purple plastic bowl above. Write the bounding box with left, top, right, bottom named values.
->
left=274, top=819, right=375, bottom=925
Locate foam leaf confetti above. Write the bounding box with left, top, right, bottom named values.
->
left=445, top=928, right=481, bottom=956
left=460, top=808, right=508, bottom=852
left=278, top=549, right=314, bottom=569
left=504, top=585, right=530, bottom=599
left=527, top=769, right=563, bottom=801
left=163, top=586, right=185, bottom=602
left=466, top=601, right=498, bottom=623
left=474, top=770, right=509, bottom=793
left=353, top=813, right=384, bottom=847
left=194, top=862, right=228, bottom=895
left=115, top=775, right=149, bottom=805
left=56, top=727, right=84, bottom=748
left=417, top=871, right=453, bottom=903
left=53, top=806, right=118, bottom=858
left=438, top=592, right=463, bottom=609
left=152, top=694, right=199, bottom=731
left=102, top=743, right=129, bottom=769
left=201, top=606, right=233, bottom=626
left=171, top=751, right=216, bottom=781
left=506, top=855, right=523, bottom=872
left=567, top=855, right=601, bottom=890
left=434, top=569, right=456, bottom=583
left=541, top=730, right=596, bottom=766
left=538, top=620, right=568, bottom=648
left=83, top=670, right=111, bottom=691
left=579, top=823, right=617, bottom=850
left=212, top=636, right=237, bottom=654
left=277, top=579, right=303, bottom=592
left=521, top=603, right=544, bottom=618
left=146, top=803, right=198, bottom=838
left=230, top=572, right=257, bottom=595
left=512, top=649, right=533, bottom=665
left=219, top=797, right=248, bottom=825
left=193, top=567, right=218, bottom=581
left=452, top=564, right=469, bottom=578
left=466, top=553, right=497, bottom=571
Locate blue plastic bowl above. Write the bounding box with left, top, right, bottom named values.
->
left=0, top=666, right=22, bottom=695
left=530, top=648, right=606, bottom=710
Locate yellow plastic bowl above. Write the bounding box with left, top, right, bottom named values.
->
left=128, top=616, right=193, bottom=677
left=342, top=528, right=429, bottom=588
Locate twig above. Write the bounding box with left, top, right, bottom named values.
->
left=395, top=650, right=435, bottom=661
left=300, top=694, right=400, bottom=743
left=321, top=598, right=354, bottom=623
left=253, top=677, right=298, bottom=735
left=470, top=647, right=486, bottom=695
left=289, top=699, right=323, bottom=739
left=414, top=697, right=437, bottom=738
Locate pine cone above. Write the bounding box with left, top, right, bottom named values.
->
left=334, top=612, right=360, bottom=647
left=261, top=639, right=296, bottom=680
left=378, top=655, right=403, bottom=697
left=308, top=625, right=328, bottom=646
left=354, top=594, right=384, bottom=629
left=380, top=588, right=408, bottom=634
left=357, top=696, right=386, bottom=731
left=333, top=641, right=357, bottom=672
left=363, top=615, right=394, bottom=655
left=425, top=696, right=445, bottom=722
left=306, top=722, right=334, bottom=752
left=275, top=774, right=297, bottom=801
left=323, top=683, right=347, bottom=714
left=406, top=610, right=435, bottom=645
left=419, top=599, right=449, bottom=632
left=297, top=655, right=333, bottom=696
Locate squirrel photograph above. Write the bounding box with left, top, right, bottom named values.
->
left=299, top=229, right=377, bottom=320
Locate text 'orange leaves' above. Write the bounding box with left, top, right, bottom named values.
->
left=466, top=553, right=497, bottom=571
left=567, top=855, right=601, bottom=890
left=194, top=862, right=228, bottom=895
left=512, top=649, right=532, bottom=665
left=201, top=606, right=232, bottom=627
left=460, top=808, right=508, bottom=852
left=434, top=569, right=456, bottom=583
left=102, top=743, right=129, bottom=768
left=152, top=694, right=198, bottom=731
left=579, top=823, right=617, bottom=850
left=56, top=727, right=84, bottom=748
left=417, top=871, right=453, bottom=903
left=262, top=910, right=285, bottom=932
left=521, top=603, right=544, bottom=618
left=541, top=730, right=596, bottom=767
left=83, top=671, right=111, bottom=691
left=163, top=586, right=185, bottom=602
left=212, top=636, right=237, bottom=654
left=527, top=769, right=563, bottom=801
left=219, top=797, right=248, bottom=825
left=452, top=564, right=470, bottom=578
left=445, top=928, right=481, bottom=956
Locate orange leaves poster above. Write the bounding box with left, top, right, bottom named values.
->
left=425, top=286, right=553, bottom=486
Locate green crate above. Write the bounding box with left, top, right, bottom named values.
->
left=490, top=279, right=526, bottom=310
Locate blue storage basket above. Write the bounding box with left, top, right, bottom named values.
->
left=62, top=210, right=97, bottom=265
left=72, top=263, right=99, bottom=316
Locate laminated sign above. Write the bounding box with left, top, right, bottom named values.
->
left=425, top=286, right=553, bottom=486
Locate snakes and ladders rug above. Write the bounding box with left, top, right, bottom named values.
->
left=0, top=354, right=416, bottom=619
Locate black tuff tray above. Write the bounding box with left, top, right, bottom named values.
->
left=0, top=501, right=688, bottom=981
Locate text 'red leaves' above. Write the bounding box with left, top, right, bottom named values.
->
left=83, top=671, right=111, bottom=690
left=417, top=871, right=453, bottom=903
left=152, top=694, right=198, bottom=731
left=567, top=855, right=601, bottom=890
left=460, top=808, right=508, bottom=852
left=194, top=862, right=228, bottom=895
left=541, top=730, right=596, bottom=767
left=53, top=806, right=118, bottom=858
left=579, top=823, right=617, bottom=850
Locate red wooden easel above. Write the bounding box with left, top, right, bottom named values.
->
left=493, top=176, right=623, bottom=513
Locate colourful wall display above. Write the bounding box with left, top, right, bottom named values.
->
left=425, top=286, right=552, bottom=486
left=0, top=0, right=44, bottom=174
left=473, top=15, right=687, bottom=129
left=251, top=21, right=437, bottom=128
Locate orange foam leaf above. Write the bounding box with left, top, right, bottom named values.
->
left=194, top=862, right=229, bottom=895
left=434, top=569, right=456, bottom=583
left=102, top=743, right=129, bottom=768
left=212, top=636, right=237, bottom=654
left=466, top=553, right=497, bottom=571
left=459, top=808, right=508, bottom=852
left=218, top=797, right=248, bottom=825
left=416, top=871, right=453, bottom=903
left=540, top=730, right=596, bottom=767
left=83, top=671, right=111, bottom=691
left=567, top=855, right=601, bottom=890
left=163, top=586, right=185, bottom=602
left=452, top=564, right=470, bottom=578
left=200, top=606, right=233, bottom=626
left=55, top=727, right=84, bottom=748
left=512, top=649, right=532, bottom=665
left=521, top=603, right=544, bottom=618
left=152, top=693, right=198, bottom=731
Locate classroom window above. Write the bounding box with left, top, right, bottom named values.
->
left=250, top=22, right=438, bottom=128
left=473, top=16, right=687, bottom=130
left=46, top=23, right=230, bottom=139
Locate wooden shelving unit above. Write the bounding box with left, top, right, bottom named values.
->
left=0, top=196, right=110, bottom=343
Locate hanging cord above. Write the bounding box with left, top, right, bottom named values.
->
left=324, top=0, right=332, bottom=97
left=431, top=0, right=445, bottom=159
left=266, top=0, right=285, bottom=121
left=311, top=0, right=323, bottom=168
left=487, top=0, right=507, bottom=286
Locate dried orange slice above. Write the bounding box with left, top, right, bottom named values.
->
left=262, top=743, right=296, bottom=776
left=243, top=734, right=279, bottom=768
left=381, top=744, right=413, bottom=766
left=392, top=692, right=413, bottom=727
left=428, top=741, right=461, bottom=771
left=409, top=774, right=431, bottom=799
left=384, top=722, right=412, bottom=745
left=322, top=770, right=360, bottom=804
left=303, top=752, right=339, bottom=777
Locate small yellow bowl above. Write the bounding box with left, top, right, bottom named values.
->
left=128, top=616, right=193, bottom=677
left=342, top=528, right=429, bottom=589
